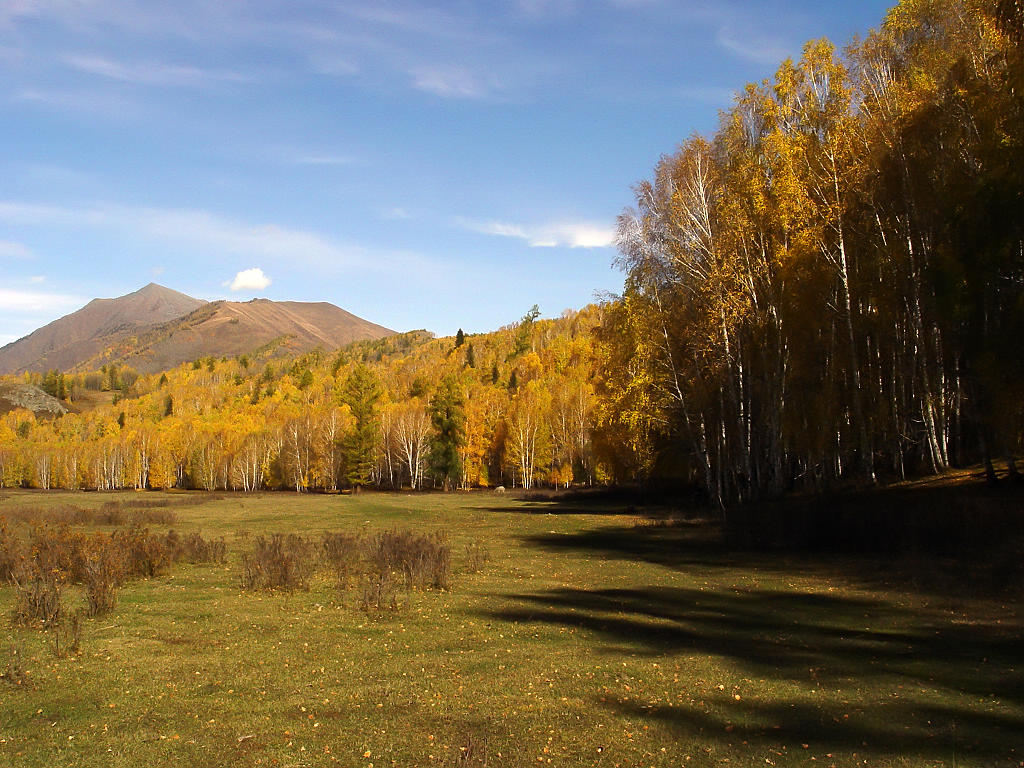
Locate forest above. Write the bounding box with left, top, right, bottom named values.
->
left=1, top=0, right=1023, bottom=504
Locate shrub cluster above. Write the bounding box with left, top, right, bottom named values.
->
left=240, top=534, right=318, bottom=590
left=1, top=518, right=227, bottom=623
left=239, top=527, right=454, bottom=601
left=367, top=529, right=452, bottom=590
left=1, top=501, right=179, bottom=528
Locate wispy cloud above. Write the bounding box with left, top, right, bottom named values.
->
left=0, top=287, right=83, bottom=314
left=715, top=26, right=792, bottom=65
left=0, top=240, right=34, bottom=259
left=411, top=65, right=493, bottom=99
left=381, top=207, right=411, bottom=221
left=62, top=53, right=249, bottom=87
left=458, top=217, right=615, bottom=249
left=0, top=199, right=426, bottom=273
left=226, top=267, right=271, bottom=291
left=289, top=153, right=357, bottom=167
left=15, top=87, right=138, bottom=117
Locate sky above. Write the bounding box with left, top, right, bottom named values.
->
left=0, top=0, right=895, bottom=343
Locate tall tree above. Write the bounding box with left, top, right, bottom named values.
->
left=340, top=364, right=382, bottom=491
left=429, top=375, right=466, bottom=491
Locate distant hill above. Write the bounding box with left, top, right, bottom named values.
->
left=0, top=284, right=396, bottom=374
left=76, top=297, right=396, bottom=373
left=0, top=283, right=205, bottom=374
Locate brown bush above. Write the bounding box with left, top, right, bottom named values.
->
left=0, top=516, right=22, bottom=581
left=28, top=524, right=83, bottom=584
left=358, top=572, right=399, bottom=612
left=181, top=531, right=227, bottom=564
left=80, top=535, right=127, bottom=616
left=366, top=529, right=452, bottom=590
left=1, top=644, right=28, bottom=687
left=321, top=531, right=364, bottom=585
left=241, top=534, right=317, bottom=590
left=113, top=526, right=172, bottom=578
left=11, top=566, right=63, bottom=626
left=463, top=540, right=489, bottom=573
left=52, top=612, right=82, bottom=658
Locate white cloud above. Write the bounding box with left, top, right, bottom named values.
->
left=381, top=207, right=411, bottom=221
left=411, top=65, right=490, bottom=99
left=458, top=218, right=615, bottom=249
left=0, top=288, right=83, bottom=314
left=0, top=240, right=34, bottom=259
left=290, top=153, right=356, bottom=167
left=0, top=199, right=425, bottom=273
left=226, top=267, right=271, bottom=292
left=28, top=275, right=45, bottom=283
left=715, top=27, right=792, bottom=65
left=62, top=53, right=248, bottom=87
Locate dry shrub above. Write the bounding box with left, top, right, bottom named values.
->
left=321, top=531, right=364, bottom=585
left=79, top=535, right=127, bottom=616
left=0, top=516, right=22, bottom=581
left=130, top=508, right=178, bottom=526
left=96, top=501, right=127, bottom=525
left=113, top=526, right=172, bottom=578
left=241, top=534, right=316, bottom=590
left=180, top=531, right=227, bottom=564
left=29, top=524, right=83, bottom=583
left=52, top=612, right=82, bottom=658
left=367, top=529, right=452, bottom=590
left=463, top=540, right=489, bottom=573
left=1, top=644, right=28, bottom=687
left=11, top=566, right=63, bottom=626
left=358, top=572, right=399, bottom=612
left=1, top=501, right=177, bottom=528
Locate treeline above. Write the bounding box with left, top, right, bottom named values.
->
left=600, top=0, right=1024, bottom=506
left=0, top=308, right=604, bottom=492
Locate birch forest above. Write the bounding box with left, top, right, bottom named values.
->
left=2, top=0, right=1022, bottom=503
left=601, top=0, right=1024, bottom=506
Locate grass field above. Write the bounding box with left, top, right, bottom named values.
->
left=1, top=487, right=1021, bottom=767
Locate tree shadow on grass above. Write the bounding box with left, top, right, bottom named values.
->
left=484, top=585, right=1024, bottom=764
left=514, top=476, right=1024, bottom=598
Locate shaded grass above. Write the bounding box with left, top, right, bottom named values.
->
left=0, top=486, right=1021, bottom=767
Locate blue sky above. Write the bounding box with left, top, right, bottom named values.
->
left=1, top=0, right=894, bottom=343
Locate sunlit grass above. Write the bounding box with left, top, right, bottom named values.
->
left=1, top=488, right=1021, bottom=767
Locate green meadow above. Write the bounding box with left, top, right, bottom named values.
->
left=1, top=488, right=1021, bottom=767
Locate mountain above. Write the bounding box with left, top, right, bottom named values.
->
left=0, top=283, right=205, bottom=374
left=0, top=284, right=396, bottom=375
left=77, top=297, right=396, bottom=373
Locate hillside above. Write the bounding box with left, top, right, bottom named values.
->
left=0, top=382, right=67, bottom=417
left=76, top=298, right=395, bottom=373
left=0, top=284, right=396, bottom=375
left=0, top=283, right=205, bottom=374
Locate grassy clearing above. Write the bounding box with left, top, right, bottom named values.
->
left=0, top=486, right=1021, bottom=767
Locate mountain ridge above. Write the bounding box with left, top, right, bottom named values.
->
left=0, top=284, right=395, bottom=374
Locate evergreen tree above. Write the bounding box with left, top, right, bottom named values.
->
left=341, top=364, right=382, bottom=491
left=466, top=343, right=476, bottom=368
left=429, top=374, right=466, bottom=491
left=455, top=328, right=465, bottom=348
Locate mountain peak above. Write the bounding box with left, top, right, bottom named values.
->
left=0, top=283, right=394, bottom=375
